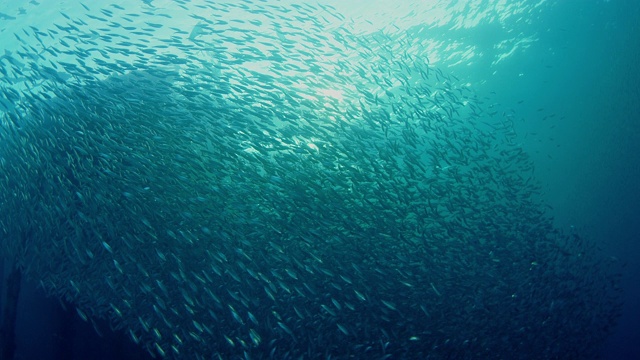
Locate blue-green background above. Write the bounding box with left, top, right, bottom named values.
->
left=0, top=0, right=637, bottom=358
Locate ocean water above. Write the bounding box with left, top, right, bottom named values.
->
left=0, top=0, right=637, bottom=359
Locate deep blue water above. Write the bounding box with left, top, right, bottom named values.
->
left=0, top=0, right=638, bottom=359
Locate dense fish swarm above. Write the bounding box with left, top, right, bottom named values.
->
left=0, top=1, right=621, bottom=359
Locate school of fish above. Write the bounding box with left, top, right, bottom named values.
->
left=0, top=1, right=622, bottom=359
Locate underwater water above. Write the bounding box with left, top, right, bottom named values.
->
left=0, top=0, right=637, bottom=359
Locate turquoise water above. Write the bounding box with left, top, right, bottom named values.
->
left=0, top=1, right=636, bottom=359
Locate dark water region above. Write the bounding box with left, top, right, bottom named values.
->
left=5, top=268, right=153, bottom=360
left=0, top=0, right=637, bottom=359
left=478, top=2, right=640, bottom=358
